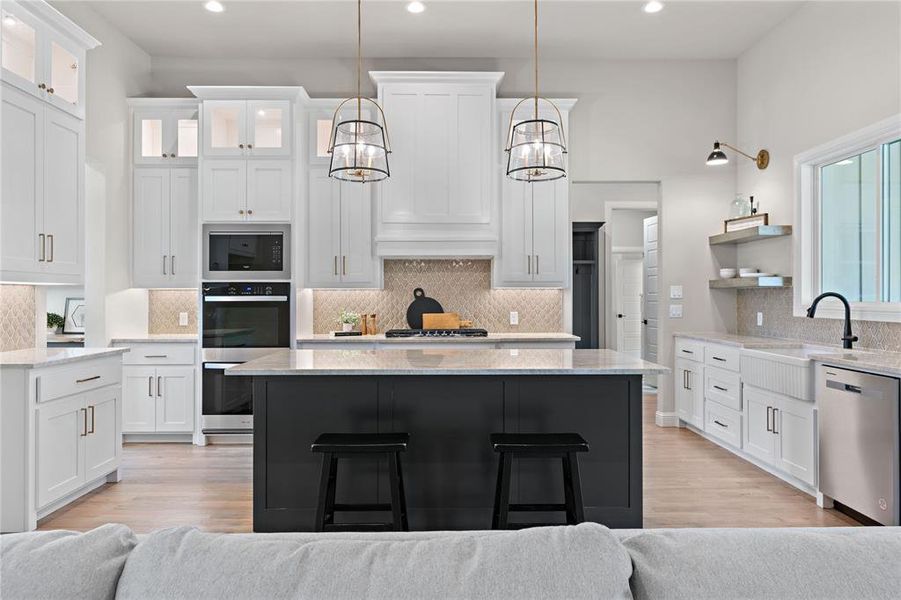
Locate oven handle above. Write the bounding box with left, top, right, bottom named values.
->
left=204, top=363, right=245, bottom=370
left=203, top=296, right=289, bottom=302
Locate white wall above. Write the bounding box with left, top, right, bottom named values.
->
left=735, top=1, right=901, bottom=276
left=610, top=209, right=656, bottom=247
left=51, top=2, right=153, bottom=345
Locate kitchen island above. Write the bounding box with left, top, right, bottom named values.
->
left=228, top=348, right=667, bottom=531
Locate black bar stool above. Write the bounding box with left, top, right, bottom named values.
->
left=311, top=433, right=410, bottom=532
left=490, top=432, right=589, bottom=529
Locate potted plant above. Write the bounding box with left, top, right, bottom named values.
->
left=339, top=310, right=361, bottom=333
left=47, top=312, right=65, bottom=336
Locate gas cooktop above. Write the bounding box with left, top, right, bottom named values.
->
left=385, top=328, right=489, bottom=338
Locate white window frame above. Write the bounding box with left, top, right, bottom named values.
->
left=794, top=114, right=901, bottom=322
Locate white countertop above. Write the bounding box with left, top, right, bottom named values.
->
left=0, top=347, right=129, bottom=368
left=674, top=332, right=803, bottom=349
left=226, top=348, right=669, bottom=376
left=110, top=334, right=198, bottom=344
left=297, top=332, right=580, bottom=344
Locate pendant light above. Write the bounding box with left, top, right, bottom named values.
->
left=327, top=0, right=391, bottom=182
left=505, top=0, right=567, bottom=182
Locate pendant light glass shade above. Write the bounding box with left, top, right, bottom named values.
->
left=505, top=0, right=566, bottom=182
left=327, top=0, right=391, bottom=183
left=328, top=98, right=391, bottom=182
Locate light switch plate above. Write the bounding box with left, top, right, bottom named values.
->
left=179, top=312, right=189, bottom=327
left=669, top=285, right=683, bottom=299
left=669, top=304, right=683, bottom=318
left=757, top=311, right=764, bottom=327
left=509, top=311, right=519, bottom=326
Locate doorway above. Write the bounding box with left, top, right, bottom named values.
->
left=614, top=253, right=644, bottom=358
left=571, top=222, right=603, bottom=349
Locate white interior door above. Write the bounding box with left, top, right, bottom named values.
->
left=614, top=254, right=644, bottom=358
left=642, top=215, right=659, bottom=383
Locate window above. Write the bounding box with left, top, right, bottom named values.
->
left=796, top=116, right=901, bottom=321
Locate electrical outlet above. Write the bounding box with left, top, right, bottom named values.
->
left=179, top=312, right=189, bottom=327
left=669, top=304, right=683, bottom=318
left=509, top=311, right=519, bottom=326
left=669, top=285, right=683, bottom=299
left=757, top=311, right=764, bottom=327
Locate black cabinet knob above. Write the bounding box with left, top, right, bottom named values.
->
left=617, top=313, right=624, bottom=318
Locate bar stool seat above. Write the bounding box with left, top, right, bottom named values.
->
left=490, top=432, right=589, bottom=530
left=311, top=432, right=410, bottom=532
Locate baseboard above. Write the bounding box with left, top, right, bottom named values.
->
left=655, top=411, right=680, bottom=427
left=124, top=433, right=194, bottom=444
left=36, top=469, right=117, bottom=524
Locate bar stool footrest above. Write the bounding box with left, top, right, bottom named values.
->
left=322, top=523, right=397, bottom=532
left=508, top=503, right=568, bottom=512
left=332, top=503, right=395, bottom=512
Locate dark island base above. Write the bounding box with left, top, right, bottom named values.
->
left=253, top=375, right=642, bottom=531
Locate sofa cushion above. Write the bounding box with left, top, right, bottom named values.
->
left=116, top=523, right=633, bottom=600
left=623, top=527, right=901, bottom=600
left=0, top=523, right=137, bottom=600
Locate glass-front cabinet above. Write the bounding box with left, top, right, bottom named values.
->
left=203, top=100, right=292, bottom=157
left=0, top=1, right=95, bottom=118
left=132, top=101, right=200, bottom=165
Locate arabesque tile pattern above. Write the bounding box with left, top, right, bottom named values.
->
left=0, top=285, right=36, bottom=352
left=149, top=289, right=198, bottom=334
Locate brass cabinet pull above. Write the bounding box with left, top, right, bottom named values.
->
left=162, top=255, right=167, bottom=275
left=238, top=143, right=244, bottom=149
left=157, top=376, right=162, bottom=397
left=88, top=405, right=95, bottom=434
left=76, top=375, right=100, bottom=384
left=170, top=152, right=176, bottom=158
left=247, top=143, right=253, bottom=149
left=81, top=408, right=88, bottom=436
left=247, top=209, right=253, bottom=215
left=148, top=376, right=153, bottom=397
left=38, top=233, right=45, bottom=261
left=342, top=255, right=347, bottom=276
left=47, top=87, right=54, bottom=94
left=238, top=209, right=245, bottom=215
left=38, top=83, right=46, bottom=90
left=162, top=153, right=168, bottom=158
left=47, top=234, right=53, bottom=262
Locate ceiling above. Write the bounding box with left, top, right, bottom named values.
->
left=76, top=0, right=804, bottom=61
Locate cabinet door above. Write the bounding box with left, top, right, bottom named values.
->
left=0, top=4, right=43, bottom=98
left=133, top=168, right=170, bottom=287
left=84, top=386, right=121, bottom=482
left=168, top=108, right=199, bottom=162
left=41, top=105, right=83, bottom=277
left=168, top=168, right=198, bottom=286
left=1, top=84, right=43, bottom=275
left=246, top=160, right=291, bottom=221
left=339, top=180, right=376, bottom=285
left=134, top=112, right=166, bottom=164
left=156, top=367, right=195, bottom=433
left=202, top=160, right=247, bottom=222
left=531, top=178, right=568, bottom=286
left=44, top=33, right=84, bottom=118
left=774, top=397, right=815, bottom=486
left=499, top=178, right=533, bottom=284
left=743, top=386, right=777, bottom=465
left=674, top=358, right=693, bottom=423
left=203, top=100, right=246, bottom=157
left=307, top=167, right=341, bottom=287
left=247, top=100, right=291, bottom=157
left=36, top=394, right=85, bottom=508
left=122, top=366, right=157, bottom=432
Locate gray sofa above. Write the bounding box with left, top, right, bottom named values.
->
left=2, top=523, right=900, bottom=599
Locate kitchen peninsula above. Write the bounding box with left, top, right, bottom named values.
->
left=229, top=348, right=667, bottom=531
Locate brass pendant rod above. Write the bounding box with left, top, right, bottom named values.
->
left=720, top=142, right=758, bottom=162
left=533, top=0, right=539, bottom=119
left=357, top=0, right=362, bottom=122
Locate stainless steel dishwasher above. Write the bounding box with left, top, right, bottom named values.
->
left=817, top=364, right=900, bottom=525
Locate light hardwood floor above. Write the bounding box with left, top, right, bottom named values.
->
left=39, top=395, right=858, bottom=532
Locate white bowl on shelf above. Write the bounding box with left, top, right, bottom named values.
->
left=719, top=268, right=738, bottom=279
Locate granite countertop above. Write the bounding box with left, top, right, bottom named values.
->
left=673, top=332, right=802, bottom=349
left=809, top=349, right=901, bottom=379
left=227, top=348, right=669, bottom=376
left=47, top=334, right=85, bottom=343
left=110, top=334, right=198, bottom=344
left=0, top=347, right=129, bottom=368
left=297, top=332, right=581, bottom=344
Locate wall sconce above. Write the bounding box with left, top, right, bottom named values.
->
left=706, top=141, right=770, bottom=170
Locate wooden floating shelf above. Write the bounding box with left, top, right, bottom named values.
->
left=709, top=225, right=793, bottom=246
left=709, top=276, right=792, bottom=289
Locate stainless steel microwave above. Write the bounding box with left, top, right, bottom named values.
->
left=203, top=224, right=290, bottom=280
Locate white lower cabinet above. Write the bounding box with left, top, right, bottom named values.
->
left=674, top=357, right=704, bottom=428
left=123, top=366, right=195, bottom=433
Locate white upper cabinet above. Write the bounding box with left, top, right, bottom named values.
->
left=307, top=166, right=377, bottom=288
left=203, top=100, right=292, bottom=157
left=201, top=159, right=291, bottom=222
left=371, top=72, right=502, bottom=257
left=132, top=101, right=199, bottom=165
left=495, top=177, right=568, bottom=287
left=0, top=1, right=99, bottom=119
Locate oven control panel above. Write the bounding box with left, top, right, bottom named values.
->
left=202, top=282, right=291, bottom=297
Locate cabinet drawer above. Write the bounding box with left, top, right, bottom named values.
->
left=705, top=402, right=742, bottom=449
left=38, top=359, right=122, bottom=404
left=705, top=343, right=740, bottom=372
left=117, top=344, right=195, bottom=366
left=704, top=365, right=741, bottom=411
left=674, top=338, right=704, bottom=362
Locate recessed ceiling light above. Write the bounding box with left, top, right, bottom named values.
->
left=2, top=14, right=17, bottom=27
left=643, top=1, right=664, bottom=14
left=204, top=1, right=224, bottom=13
left=406, top=1, right=426, bottom=14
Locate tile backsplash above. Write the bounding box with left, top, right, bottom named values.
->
left=737, top=288, right=901, bottom=352
left=0, top=284, right=36, bottom=352
left=148, top=289, right=198, bottom=334
left=313, top=260, right=563, bottom=333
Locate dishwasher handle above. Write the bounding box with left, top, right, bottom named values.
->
left=826, top=378, right=881, bottom=399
